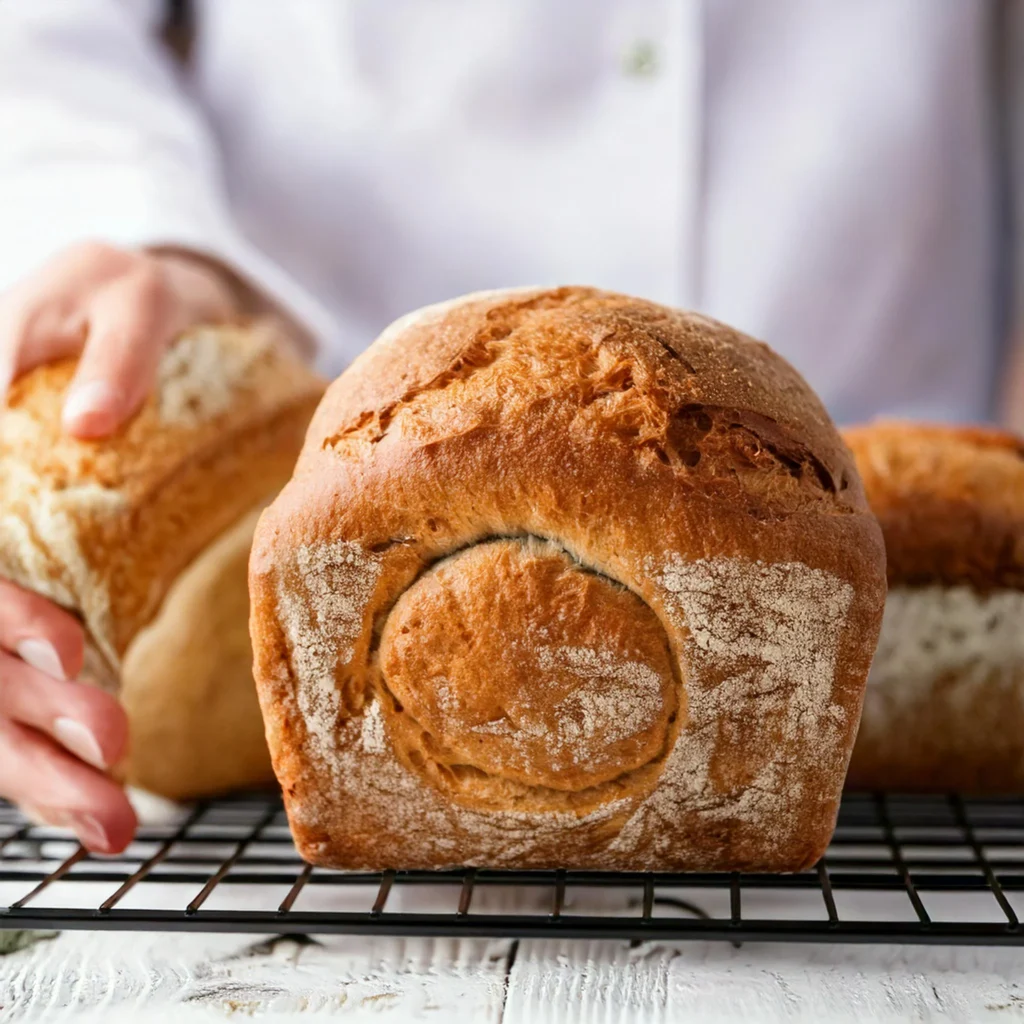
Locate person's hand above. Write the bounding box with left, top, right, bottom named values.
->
left=0, top=581, right=133, bottom=852
left=0, top=241, right=243, bottom=438
left=0, top=242, right=245, bottom=850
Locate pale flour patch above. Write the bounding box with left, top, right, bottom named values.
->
left=429, top=639, right=669, bottom=772
left=0, top=512, right=75, bottom=608
left=537, top=645, right=666, bottom=759
left=276, top=539, right=383, bottom=763
left=863, top=585, right=1024, bottom=726
left=609, top=557, right=854, bottom=855
left=157, top=327, right=270, bottom=427
left=360, top=698, right=386, bottom=754
left=432, top=677, right=457, bottom=719
left=15, top=480, right=127, bottom=667
left=469, top=718, right=515, bottom=737
left=327, top=709, right=632, bottom=866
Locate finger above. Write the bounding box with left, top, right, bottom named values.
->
left=0, top=242, right=140, bottom=406
left=0, top=718, right=136, bottom=853
left=0, top=298, right=85, bottom=396
left=63, top=265, right=174, bottom=439
left=0, top=651, right=128, bottom=769
left=0, top=579, right=84, bottom=682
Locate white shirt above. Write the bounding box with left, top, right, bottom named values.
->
left=0, top=0, right=1014, bottom=424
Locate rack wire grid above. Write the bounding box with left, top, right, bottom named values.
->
left=1, top=791, right=1023, bottom=945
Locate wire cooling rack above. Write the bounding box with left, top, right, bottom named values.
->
left=0, top=792, right=1022, bottom=944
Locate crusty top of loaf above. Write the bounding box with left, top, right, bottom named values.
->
left=0, top=321, right=324, bottom=670
left=844, top=421, right=1024, bottom=590
left=300, top=286, right=862, bottom=514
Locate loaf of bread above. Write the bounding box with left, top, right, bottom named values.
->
left=846, top=421, right=1024, bottom=793
left=251, top=287, right=886, bottom=871
left=0, top=322, right=324, bottom=799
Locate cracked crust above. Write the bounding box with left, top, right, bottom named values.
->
left=844, top=421, right=1024, bottom=590
left=0, top=321, right=324, bottom=798
left=252, top=287, right=886, bottom=870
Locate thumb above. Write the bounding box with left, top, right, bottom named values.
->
left=62, top=273, right=175, bottom=439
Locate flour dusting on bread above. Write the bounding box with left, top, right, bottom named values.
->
left=286, top=551, right=856, bottom=868
left=864, top=585, right=1024, bottom=726
left=0, top=474, right=126, bottom=667
left=292, top=710, right=634, bottom=867
left=276, top=539, right=383, bottom=760
left=610, top=557, right=854, bottom=855
left=359, top=697, right=387, bottom=754
left=420, top=639, right=669, bottom=773
left=536, top=644, right=666, bottom=752
left=158, top=326, right=271, bottom=426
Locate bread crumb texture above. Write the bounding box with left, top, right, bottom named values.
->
left=252, top=287, right=885, bottom=870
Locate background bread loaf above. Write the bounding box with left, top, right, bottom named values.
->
left=0, top=321, right=324, bottom=799
left=846, top=422, right=1024, bottom=793
left=251, top=287, right=887, bottom=871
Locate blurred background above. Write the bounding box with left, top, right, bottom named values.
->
left=1, top=0, right=1023, bottom=427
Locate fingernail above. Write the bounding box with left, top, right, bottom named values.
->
left=62, top=380, right=121, bottom=433
left=53, top=717, right=107, bottom=769
left=69, top=813, right=109, bottom=852
left=16, top=638, right=66, bottom=680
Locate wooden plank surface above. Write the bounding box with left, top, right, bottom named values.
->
left=3, top=930, right=1024, bottom=1021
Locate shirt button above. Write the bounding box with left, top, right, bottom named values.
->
left=622, top=39, right=659, bottom=78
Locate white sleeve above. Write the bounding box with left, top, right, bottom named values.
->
left=0, top=0, right=335, bottom=345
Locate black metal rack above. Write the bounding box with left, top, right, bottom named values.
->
left=1, top=792, right=1022, bottom=944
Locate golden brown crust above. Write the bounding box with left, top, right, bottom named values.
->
left=0, top=322, right=324, bottom=798
left=844, top=421, right=1024, bottom=591
left=252, top=288, right=886, bottom=871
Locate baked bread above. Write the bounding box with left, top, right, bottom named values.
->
left=846, top=421, right=1024, bottom=792
left=250, top=287, right=886, bottom=871
left=118, top=504, right=273, bottom=799
left=0, top=322, right=324, bottom=799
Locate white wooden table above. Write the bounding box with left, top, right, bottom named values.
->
left=3, top=922, right=1023, bottom=1021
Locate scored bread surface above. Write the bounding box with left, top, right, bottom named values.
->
left=251, top=287, right=886, bottom=870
